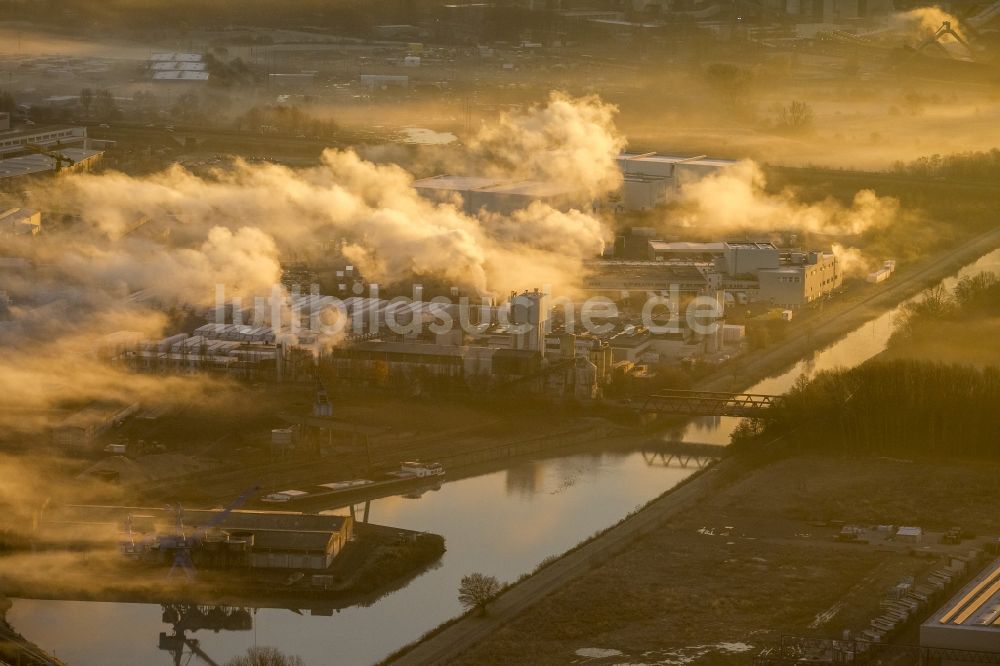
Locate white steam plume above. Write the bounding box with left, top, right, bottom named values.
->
left=892, top=5, right=966, bottom=41
left=673, top=160, right=900, bottom=237
left=466, top=92, right=626, bottom=199
left=1, top=94, right=624, bottom=437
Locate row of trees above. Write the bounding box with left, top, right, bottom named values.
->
left=889, top=272, right=1000, bottom=347
left=736, top=360, right=1000, bottom=458
left=235, top=105, right=340, bottom=137
left=892, top=149, right=1000, bottom=183
left=736, top=274, right=1000, bottom=457
left=78, top=88, right=120, bottom=120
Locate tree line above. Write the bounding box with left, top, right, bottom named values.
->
left=736, top=360, right=1000, bottom=458
left=889, top=271, right=1000, bottom=348
left=733, top=272, right=1000, bottom=458
left=892, top=149, right=1000, bottom=183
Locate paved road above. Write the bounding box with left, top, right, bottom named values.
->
left=386, top=225, right=1000, bottom=666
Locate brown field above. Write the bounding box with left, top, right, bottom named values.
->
left=453, top=454, right=1000, bottom=665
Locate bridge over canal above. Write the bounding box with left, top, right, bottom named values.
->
left=640, top=389, right=785, bottom=419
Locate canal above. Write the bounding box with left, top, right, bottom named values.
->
left=8, top=248, right=1000, bottom=666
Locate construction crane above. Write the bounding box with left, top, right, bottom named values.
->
left=913, top=20, right=975, bottom=61
left=22, top=143, right=76, bottom=173
left=121, top=484, right=261, bottom=580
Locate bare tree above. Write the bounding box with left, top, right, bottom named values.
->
left=225, top=646, right=305, bottom=666
left=458, top=573, right=502, bottom=616
left=80, top=88, right=94, bottom=117
left=776, top=100, right=814, bottom=133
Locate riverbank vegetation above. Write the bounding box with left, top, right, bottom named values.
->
left=884, top=271, right=1000, bottom=366
left=738, top=361, right=1000, bottom=457
left=734, top=270, right=1000, bottom=457
left=892, top=149, right=1000, bottom=183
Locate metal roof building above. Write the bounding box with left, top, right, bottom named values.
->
left=613, top=152, right=743, bottom=211
left=148, top=52, right=209, bottom=82
left=921, top=558, right=1000, bottom=656
left=412, top=174, right=587, bottom=214
left=0, top=148, right=104, bottom=184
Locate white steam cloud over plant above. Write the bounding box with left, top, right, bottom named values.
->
left=891, top=5, right=966, bottom=41
left=30, top=92, right=623, bottom=300
left=674, top=160, right=900, bottom=237
left=0, top=94, right=624, bottom=431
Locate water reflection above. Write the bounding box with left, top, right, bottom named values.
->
left=505, top=461, right=545, bottom=497
left=8, top=447, right=693, bottom=666
left=158, top=605, right=252, bottom=666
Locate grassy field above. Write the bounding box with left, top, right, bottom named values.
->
left=452, top=454, right=1000, bottom=665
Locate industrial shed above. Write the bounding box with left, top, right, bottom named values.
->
left=249, top=530, right=346, bottom=570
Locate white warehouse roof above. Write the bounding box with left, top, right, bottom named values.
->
left=618, top=152, right=739, bottom=168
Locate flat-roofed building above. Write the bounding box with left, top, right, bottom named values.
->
left=639, top=240, right=841, bottom=309
left=0, top=125, right=88, bottom=157
left=0, top=208, right=41, bottom=236
left=647, top=241, right=726, bottom=263
left=52, top=401, right=140, bottom=448
left=614, top=153, right=744, bottom=210
left=0, top=148, right=103, bottom=187
left=45, top=505, right=353, bottom=570
left=248, top=530, right=347, bottom=570
left=148, top=52, right=209, bottom=83
left=412, top=174, right=586, bottom=214
left=757, top=251, right=842, bottom=308
left=360, top=74, right=409, bottom=90
left=583, top=260, right=710, bottom=296
left=921, top=558, right=1000, bottom=658
left=722, top=241, right=781, bottom=275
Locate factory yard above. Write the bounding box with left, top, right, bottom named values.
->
left=447, top=454, right=1000, bottom=665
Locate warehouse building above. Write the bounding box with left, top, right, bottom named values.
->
left=52, top=401, right=140, bottom=448
left=0, top=207, right=41, bottom=236
left=47, top=506, right=353, bottom=571
left=606, top=240, right=843, bottom=309
left=0, top=125, right=88, bottom=157
left=921, top=558, right=1000, bottom=658
left=583, top=261, right=711, bottom=296
left=413, top=153, right=740, bottom=214
left=412, top=174, right=586, bottom=214
left=0, top=148, right=104, bottom=190
left=614, top=153, right=743, bottom=211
